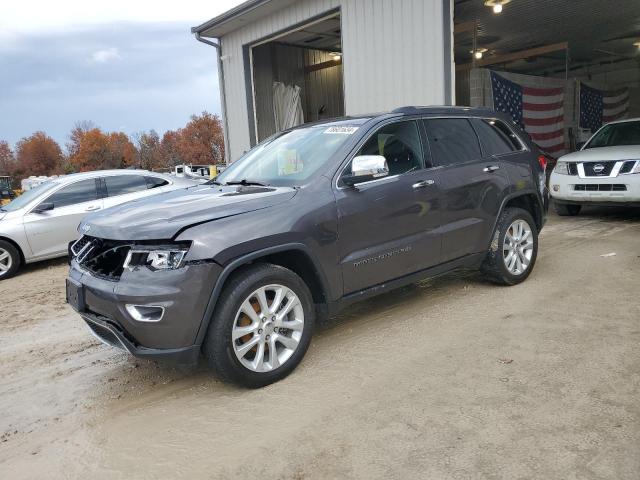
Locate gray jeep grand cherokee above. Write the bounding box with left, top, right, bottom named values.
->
left=67, top=106, right=549, bottom=387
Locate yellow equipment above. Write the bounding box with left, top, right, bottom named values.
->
left=0, top=176, right=18, bottom=206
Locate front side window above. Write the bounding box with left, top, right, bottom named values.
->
left=215, top=123, right=361, bottom=187
left=472, top=118, right=522, bottom=155
left=585, top=121, right=640, bottom=149
left=45, top=179, right=98, bottom=208
left=2, top=181, right=58, bottom=212
left=423, top=118, right=482, bottom=166
left=354, top=121, right=423, bottom=177
left=104, top=175, right=148, bottom=197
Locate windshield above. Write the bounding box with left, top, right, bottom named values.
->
left=1, top=181, right=58, bottom=212
left=215, top=124, right=360, bottom=187
left=585, top=121, right=640, bottom=149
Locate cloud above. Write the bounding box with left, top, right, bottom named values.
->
left=0, top=1, right=243, bottom=34
left=0, top=22, right=220, bottom=148
left=90, top=47, right=121, bottom=64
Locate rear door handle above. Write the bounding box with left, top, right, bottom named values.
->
left=412, top=180, right=435, bottom=189
left=483, top=165, right=500, bottom=173
left=85, top=205, right=101, bottom=211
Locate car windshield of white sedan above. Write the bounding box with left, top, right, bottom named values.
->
left=585, top=121, right=640, bottom=149
left=214, top=124, right=359, bottom=187
left=1, top=181, right=58, bottom=212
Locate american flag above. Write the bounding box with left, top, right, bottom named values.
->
left=490, top=71, right=565, bottom=154
left=580, top=83, right=629, bottom=132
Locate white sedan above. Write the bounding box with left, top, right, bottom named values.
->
left=0, top=170, right=196, bottom=279
left=550, top=118, right=640, bottom=215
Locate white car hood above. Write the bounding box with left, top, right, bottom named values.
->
left=560, top=145, right=640, bottom=162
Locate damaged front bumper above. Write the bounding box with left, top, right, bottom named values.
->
left=67, top=257, right=222, bottom=365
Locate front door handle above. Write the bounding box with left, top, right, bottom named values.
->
left=412, top=180, right=435, bottom=189
left=483, top=165, right=500, bottom=173
left=85, top=205, right=101, bottom=211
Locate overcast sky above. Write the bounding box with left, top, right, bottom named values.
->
left=0, top=0, right=243, bottom=149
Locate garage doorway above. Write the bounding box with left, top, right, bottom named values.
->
left=249, top=12, right=345, bottom=144
left=453, top=0, right=640, bottom=156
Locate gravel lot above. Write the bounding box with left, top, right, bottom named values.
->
left=1, top=207, right=639, bottom=479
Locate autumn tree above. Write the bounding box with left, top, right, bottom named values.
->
left=0, top=141, right=15, bottom=177
left=160, top=130, right=183, bottom=166
left=176, top=112, right=225, bottom=165
left=68, top=128, right=136, bottom=172
left=107, top=132, right=137, bottom=169
left=14, top=132, right=63, bottom=180
left=134, top=130, right=163, bottom=170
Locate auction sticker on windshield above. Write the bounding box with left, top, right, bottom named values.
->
left=323, top=126, right=358, bottom=135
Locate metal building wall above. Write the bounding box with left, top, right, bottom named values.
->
left=219, top=0, right=449, bottom=161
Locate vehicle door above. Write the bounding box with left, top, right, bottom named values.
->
left=23, top=178, right=102, bottom=258
left=423, top=117, right=511, bottom=262
left=334, top=120, right=442, bottom=295
left=470, top=116, right=535, bottom=193
left=101, top=174, right=154, bottom=209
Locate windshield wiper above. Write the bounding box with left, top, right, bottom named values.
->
left=224, top=179, right=269, bottom=187
left=204, top=179, right=224, bottom=186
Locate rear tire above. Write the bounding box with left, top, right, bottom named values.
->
left=554, top=202, right=581, bottom=216
left=203, top=263, right=315, bottom=388
left=0, top=240, right=21, bottom=280
left=481, top=207, right=538, bottom=286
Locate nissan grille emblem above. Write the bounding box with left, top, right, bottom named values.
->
left=593, top=164, right=605, bottom=174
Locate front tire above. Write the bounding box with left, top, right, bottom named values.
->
left=481, top=207, right=538, bottom=286
left=554, top=202, right=581, bottom=216
left=0, top=240, right=21, bottom=280
left=203, top=263, right=315, bottom=388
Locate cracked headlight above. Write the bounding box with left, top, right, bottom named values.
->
left=124, top=248, right=188, bottom=271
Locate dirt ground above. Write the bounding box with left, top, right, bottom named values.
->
left=1, top=207, right=639, bottom=479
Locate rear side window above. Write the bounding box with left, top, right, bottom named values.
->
left=104, top=175, right=148, bottom=197
left=145, top=176, right=169, bottom=189
left=472, top=118, right=522, bottom=155
left=423, top=119, right=481, bottom=166
left=46, top=179, right=98, bottom=208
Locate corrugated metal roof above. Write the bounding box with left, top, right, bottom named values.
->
left=454, top=0, right=640, bottom=74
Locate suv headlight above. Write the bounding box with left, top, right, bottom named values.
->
left=554, top=161, right=571, bottom=175
left=123, top=248, right=188, bottom=271
left=631, top=161, right=640, bottom=174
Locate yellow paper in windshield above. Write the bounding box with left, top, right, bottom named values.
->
left=277, top=149, right=303, bottom=176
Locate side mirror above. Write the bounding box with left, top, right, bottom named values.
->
left=33, top=202, right=54, bottom=214
left=342, top=155, right=389, bottom=186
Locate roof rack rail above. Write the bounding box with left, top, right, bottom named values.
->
left=391, top=105, right=493, bottom=114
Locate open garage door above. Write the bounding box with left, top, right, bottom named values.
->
left=453, top=0, right=640, bottom=156
left=249, top=13, right=345, bottom=143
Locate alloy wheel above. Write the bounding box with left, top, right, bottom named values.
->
left=0, top=247, right=12, bottom=277
left=232, top=284, right=304, bottom=373
left=503, top=219, right=534, bottom=275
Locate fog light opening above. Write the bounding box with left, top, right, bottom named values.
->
left=125, top=304, right=165, bottom=322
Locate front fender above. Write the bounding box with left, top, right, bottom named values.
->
left=191, top=243, right=332, bottom=346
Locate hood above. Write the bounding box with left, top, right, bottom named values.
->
left=560, top=145, right=640, bottom=162
left=81, top=184, right=297, bottom=240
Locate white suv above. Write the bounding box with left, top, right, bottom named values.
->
left=0, top=170, right=195, bottom=279
left=550, top=118, right=640, bottom=215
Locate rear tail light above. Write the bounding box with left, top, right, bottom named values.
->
left=538, top=155, right=548, bottom=170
